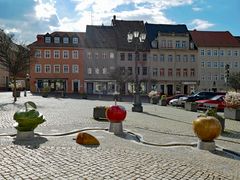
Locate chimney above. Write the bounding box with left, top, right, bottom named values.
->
left=37, top=35, right=44, bottom=43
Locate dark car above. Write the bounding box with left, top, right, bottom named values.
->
left=185, top=91, right=226, bottom=102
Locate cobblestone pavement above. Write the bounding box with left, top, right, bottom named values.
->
left=0, top=92, right=240, bottom=179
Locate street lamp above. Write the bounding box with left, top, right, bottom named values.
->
left=24, top=73, right=30, bottom=97
left=127, top=31, right=146, bottom=112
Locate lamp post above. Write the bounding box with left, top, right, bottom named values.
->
left=24, top=73, right=30, bottom=97
left=127, top=31, right=146, bottom=112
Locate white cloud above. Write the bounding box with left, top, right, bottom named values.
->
left=34, top=0, right=57, bottom=21
left=191, top=19, right=214, bottom=30
left=192, top=7, right=202, bottom=11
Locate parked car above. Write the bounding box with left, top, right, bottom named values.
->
left=184, top=91, right=226, bottom=103
left=196, top=95, right=225, bottom=111
left=166, top=94, right=185, bottom=104
left=177, top=96, right=189, bottom=107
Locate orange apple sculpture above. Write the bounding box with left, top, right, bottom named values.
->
left=193, top=116, right=221, bottom=142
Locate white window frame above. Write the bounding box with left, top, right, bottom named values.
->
left=102, top=67, right=107, bottom=74
left=95, top=68, right=99, bottom=74
left=72, top=65, right=79, bottom=73
left=102, top=52, right=107, bottom=59
left=44, top=64, right=51, bottom=73
left=54, top=50, right=60, bottom=59
left=63, top=37, right=69, bottom=44
left=87, top=52, right=92, bottom=59
left=213, top=62, right=218, bottom=68
left=72, top=37, right=78, bottom=44
left=110, top=52, right=114, bottom=59
left=35, top=50, right=41, bottom=58
left=35, top=64, right=41, bottom=73
left=200, top=49, right=205, bottom=56
left=63, top=50, right=69, bottom=59
left=54, top=37, right=60, bottom=44
left=54, top=64, right=60, bottom=73
left=44, top=50, right=51, bottom=59
left=87, top=68, right=92, bottom=74
left=207, top=61, right=211, bottom=68
left=72, top=50, right=79, bottom=59
left=201, top=61, right=205, bottom=68
left=45, top=36, right=51, bottom=43
left=63, top=64, right=69, bottom=73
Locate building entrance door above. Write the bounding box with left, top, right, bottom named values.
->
left=87, top=83, right=93, bottom=94
left=73, top=81, right=79, bottom=93
left=167, top=84, right=173, bottom=96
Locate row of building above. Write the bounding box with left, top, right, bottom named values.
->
left=1, top=16, right=240, bottom=95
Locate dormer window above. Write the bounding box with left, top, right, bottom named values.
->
left=45, top=36, right=51, bottom=43
left=54, top=37, right=60, bottom=44
left=72, top=37, right=79, bottom=44
left=63, top=37, right=69, bottom=44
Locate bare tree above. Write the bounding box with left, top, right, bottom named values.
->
left=0, top=30, right=30, bottom=102
left=228, top=72, right=240, bottom=92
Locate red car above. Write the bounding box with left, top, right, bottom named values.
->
left=196, top=95, right=225, bottom=111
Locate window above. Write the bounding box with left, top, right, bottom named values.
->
left=45, top=36, right=51, bottom=43
left=63, top=50, right=69, bottom=59
left=94, top=52, right=99, bottom=59
left=35, top=64, right=41, bottom=73
left=72, top=37, right=78, bottom=44
left=161, top=40, right=166, bottom=48
left=87, top=52, right=92, bottom=59
left=142, top=67, right=147, bottom=75
left=176, top=68, right=181, bottom=77
left=168, top=68, right=172, bottom=76
left=200, top=49, right=205, bottom=56
left=183, top=55, right=188, bottom=62
left=102, top=52, right=107, bottom=59
left=182, top=41, right=186, bottom=48
left=44, top=50, right=51, bottom=59
left=213, top=62, right=218, bottom=68
left=54, top=65, right=60, bottom=73
left=102, top=67, right=107, bottom=74
left=190, top=69, right=195, bottom=77
left=201, top=75, right=205, bottom=80
left=207, top=74, right=211, bottom=81
left=219, top=50, right=224, bottom=56
left=168, top=55, right=173, bottom=62
left=87, top=68, right=92, bottom=74
left=207, top=62, right=211, bottom=68
left=142, top=53, right=147, bottom=61
left=54, top=37, right=60, bottom=44
left=233, top=50, right=238, bottom=56
left=54, top=50, right=60, bottom=59
left=135, top=53, right=140, bottom=61
left=176, top=41, right=180, bottom=48
left=160, top=68, right=165, bottom=76
left=234, top=61, right=238, bottom=68
left=218, top=62, right=224, bottom=68
left=153, top=68, right=158, bottom=76
left=120, top=67, right=125, bottom=75
left=127, top=67, right=133, bottom=75
left=190, top=55, right=195, bottom=62
left=201, top=62, right=205, bottom=68
left=110, top=52, right=114, bottom=59
left=44, top=64, right=51, bottom=73
left=63, top=37, right=69, bottom=44
left=220, top=74, right=224, bottom=81
left=72, top=50, right=79, bottom=59
left=207, top=50, right=211, bottom=56
left=35, top=50, right=41, bottom=58
left=167, top=40, right=172, bottom=48
left=128, top=53, right=132, bottom=61
left=63, top=65, right=69, bottom=73
left=160, top=54, right=164, bottom=62
left=95, top=68, right=99, bottom=74
left=120, top=53, right=125, bottom=61
left=72, top=65, right=79, bottom=73
left=175, top=55, right=180, bottom=62
left=137, top=67, right=140, bottom=75
left=227, top=50, right=232, bottom=56
left=153, top=54, right=158, bottom=61
left=183, top=69, right=188, bottom=77
left=213, top=74, right=218, bottom=81
left=213, top=50, right=218, bottom=56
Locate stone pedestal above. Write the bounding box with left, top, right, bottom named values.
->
left=197, top=140, right=216, bottom=151
left=109, top=122, right=123, bottom=135
left=224, top=108, right=240, bottom=121
left=16, top=131, right=34, bottom=141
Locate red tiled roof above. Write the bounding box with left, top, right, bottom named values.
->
left=190, top=30, right=240, bottom=47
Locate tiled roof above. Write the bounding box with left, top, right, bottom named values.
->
left=112, top=19, right=150, bottom=51
left=235, top=36, right=240, bottom=43
left=145, top=23, right=188, bottom=45
left=190, top=30, right=240, bottom=47
left=85, top=25, right=116, bottom=48
left=29, top=31, right=85, bottom=48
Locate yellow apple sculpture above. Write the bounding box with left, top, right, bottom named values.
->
left=193, top=116, right=221, bottom=142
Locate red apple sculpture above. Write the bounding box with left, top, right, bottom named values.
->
left=106, top=105, right=126, bottom=123
left=106, top=105, right=127, bottom=135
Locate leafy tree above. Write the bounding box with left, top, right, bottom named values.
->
left=0, top=30, right=30, bottom=102
left=228, top=72, right=240, bottom=92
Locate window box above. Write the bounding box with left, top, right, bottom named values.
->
left=185, top=102, right=198, bottom=112
left=224, top=108, right=240, bottom=121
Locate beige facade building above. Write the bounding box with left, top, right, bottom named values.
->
left=190, top=30, right=240, bottom=92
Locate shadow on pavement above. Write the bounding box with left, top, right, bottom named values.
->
left=142, top=111, right=192, bottom=125
left=12, top=136, right=48, bottom=149
left=211, top=149, right=240, bottom=161
left=0, top=102, right=22, bottom=111
left=221, top=130, right=240, bottom=139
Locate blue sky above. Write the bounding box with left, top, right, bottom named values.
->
left=0, top=0, right=239, bottom=44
